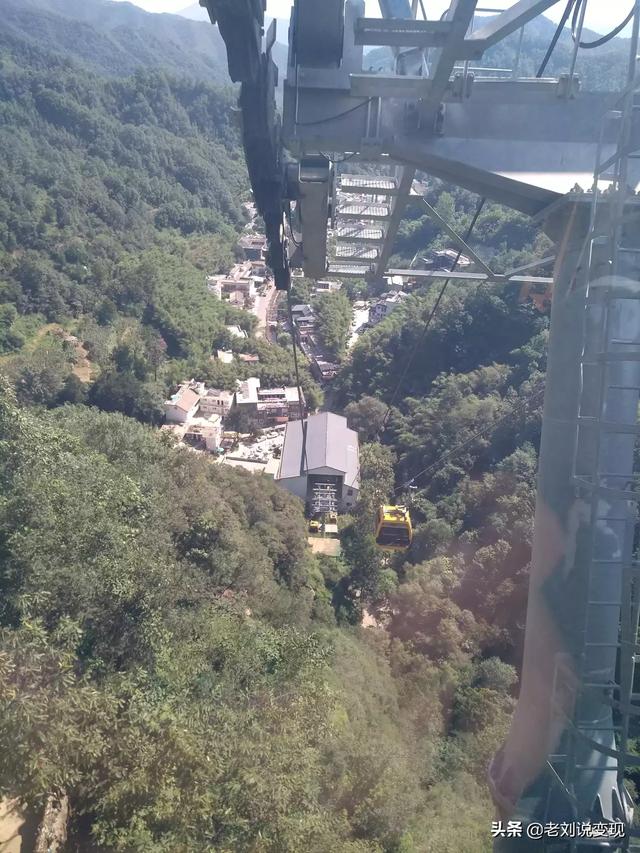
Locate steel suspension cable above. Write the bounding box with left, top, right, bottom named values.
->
left=286, top=287, right=310, bottom=476
left=381, top=195, right=487, bottom=428
left=394, top=383, right=545, bottom=494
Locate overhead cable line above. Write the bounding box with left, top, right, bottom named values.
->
left=286, top=287, right=310, bottom=476
left=381, top=195, right=487, bottom=428
left=295, top=98, right=375, bottom=127
left=537, top=0, right=633, bottom=77
left=394, top=383, right=546, bottom=494
left=536, top=0, right=576, bottom=77
left=571, top=0, right=634, bottom=48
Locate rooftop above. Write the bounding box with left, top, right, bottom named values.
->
left=166, top=386, right=200, bottom=413
left=259, top=386, right=301, bottom=403
left=236, top=376, right=261, bottom=404
left=204, top=388, right=234, bottom=401
left=239, top=234, right=267, bottom=248
left=277, top=412, right=359, bottom=488
left=226, top=324, right=247, bottom=338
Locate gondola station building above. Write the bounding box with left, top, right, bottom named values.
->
left=275, top=412, right=360, bottom=515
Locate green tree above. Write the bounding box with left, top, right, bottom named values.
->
left=88, top=371, right=163, bottom=424
left=314, top=291, right=352, bottom=360
left=344, top=395, right=389, bottom=442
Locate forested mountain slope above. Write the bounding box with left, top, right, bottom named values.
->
left=0, top=0, right=289, bottom=84
left=0, top=386, right=517, bottom=852
left=1, top=0, right=230, bottom=82
left=0, top=21, right=255, bottom=415
left=1, top=2, right=636, bottom=849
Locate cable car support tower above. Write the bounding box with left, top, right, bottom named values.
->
left=202, top=0, right=640, bottom=846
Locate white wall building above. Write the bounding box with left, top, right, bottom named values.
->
left=199, top=389, right=234, bottom=419
left=183, top=415, right=223, bottom=452
left=207, top=276, right=223, bottom=298
left=164, top=385, right=201, bottom=424
left=370, top=290, right=409, bottom=323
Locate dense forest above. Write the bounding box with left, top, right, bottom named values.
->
left=1, top=382, right=517, bottom=852
left=0, top=2, right=322, bottom=417
left=0, top=0, right=634, bottom=850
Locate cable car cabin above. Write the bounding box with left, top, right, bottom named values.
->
left=375, top=506, right=413, bottom=551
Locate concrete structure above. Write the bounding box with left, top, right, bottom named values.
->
left=162, top=415, right=222, bottom=453
left=235, top=377, right=262, bottom=408
left=291, top=303, right=314, bottom=322
left=206, top=276, right=223, bottom=298
left=183, top=416, right=222, bottom=452
left=222, top=455, right=281, bottom=477
left=385, top=275, right=405, bottom=289
left=207, top=262, right=257, bottom=306
left=309, top=349, right=340, bottom=383
left=199, top=388, right=234, bottom=419
left=216, top=349, right=234, bottom=364
left=234, top=377, right=305, bottom=428
left=249, top=259, right=268, bottom=277
left=239, top=234, right=267, bottom=261
left=275, top=412, right=359, bottom=513
left=225, top=324, right=248, bottom=339
left=314, top=279, right=342, bottom=293
left=163, top=384, right=201, bottom=424
left=422, top=248, right=472, bottom=270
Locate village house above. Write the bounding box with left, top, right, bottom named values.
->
left=183, top=416, right=223, bottom=452
left=239, top=234, right=267, bottom=261
left=199, top=388, right=235, bottom=419
left=207, top=262, right=258, bottom=307
left=314, top=279, right=342, bottom=293
left=370, top=290, right=409, bottom=324
left=234, top=377, right=305, bottom=428
left=206, top=276, right=223, bottom=299
left=163, top=384, right=201, bottom=424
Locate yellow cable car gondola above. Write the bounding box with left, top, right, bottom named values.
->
left=375, top=505, right=413, bottom=551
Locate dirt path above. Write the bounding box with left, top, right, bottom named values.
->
left=253, top=283, right=277, bottom=338
left=0, top=800, right=26, bottom=853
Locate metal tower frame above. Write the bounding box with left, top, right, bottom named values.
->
left=282, top=0, right=631, bottom=284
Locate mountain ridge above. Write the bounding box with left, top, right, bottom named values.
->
left=0, top=0, right=289, bottom=84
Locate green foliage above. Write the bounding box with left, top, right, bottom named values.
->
left=314, top=291, right=352, bottom=360
left=10, top=335, right=74, bottom=407
left=345, top=395, right=389, bottom=442
left=0, top=386, right=512, bottom=850
left=0, top=303, right=24, bottom=353
left=358, top=442, right=396, bottom=523
left=0, top=4, right=581, bottom=848
left=338, top=286, right=546, bottom=405
left=0, top=39, right=250, bottom=417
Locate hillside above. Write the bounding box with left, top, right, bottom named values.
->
left=0, top=0, right=232, bottom=82
left=0, top=2, right=636, bottom=851
left=0, top=25, right=252, bottom=395
left=0, top=0, right=289, bottom=84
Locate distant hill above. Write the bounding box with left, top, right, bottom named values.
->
left=178, top=2, right=209, bottom=22
left=0, top=0, right=289, bottom=84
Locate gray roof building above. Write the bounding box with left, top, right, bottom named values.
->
left=276, top=412, right=359, bottom=513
